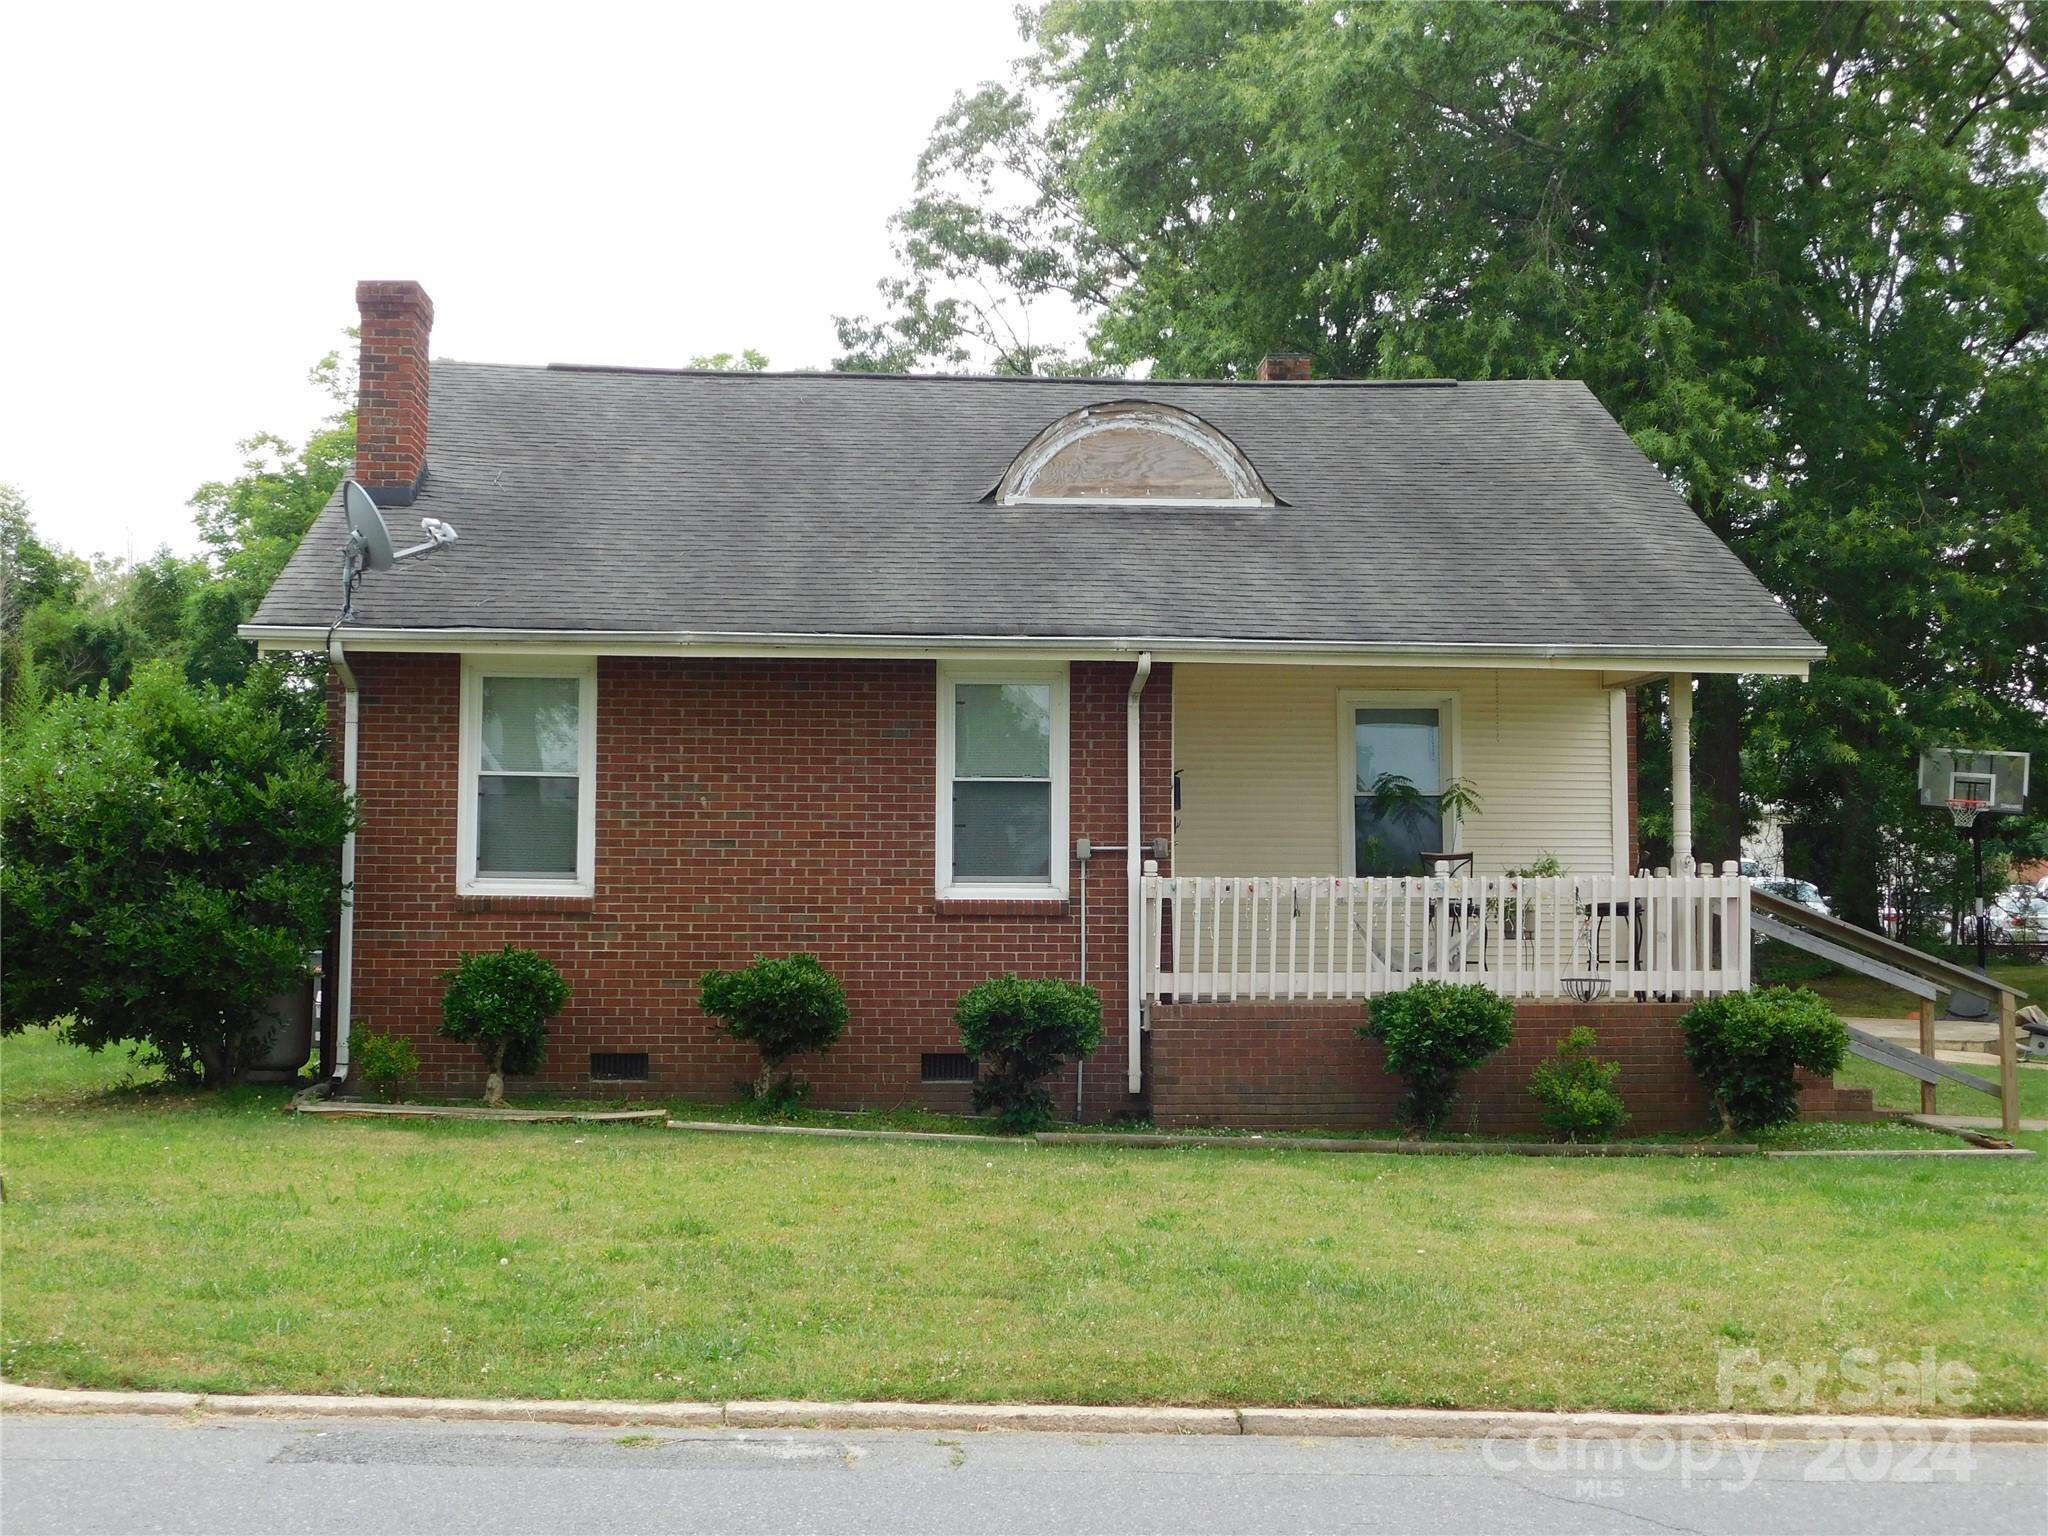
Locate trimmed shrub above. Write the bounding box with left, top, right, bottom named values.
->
left=1528, top=1026, right=1628, bottom=1141
left=955, top=974, right=1102, bottom=1133
left=699, top=953, right=849, bottom=1110
left=440, top=945, right=570, bottom=1106
left=1359, top=981, right=1515, bottom=1132
left=355, top=1028, right=420, bottom=1103
left=1681, top=987, right=1847, bottom=1132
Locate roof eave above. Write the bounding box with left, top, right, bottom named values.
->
left=240, top=623, right=1822, bottom=677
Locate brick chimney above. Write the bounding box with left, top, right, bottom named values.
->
left=1256, top=351, right=1312, bottom=382
left=354, top=280, right=434, bottom=505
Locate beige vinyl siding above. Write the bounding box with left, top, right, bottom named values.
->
left=1173, top=664, right=1620, bottom=876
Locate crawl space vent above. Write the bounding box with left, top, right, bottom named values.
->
left=920, top=1052, right=976, bottom=1083
left=590, top=1051, right=650, bottom=1082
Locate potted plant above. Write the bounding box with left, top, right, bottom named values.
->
left=1361, top=772, right=1483, bottom=876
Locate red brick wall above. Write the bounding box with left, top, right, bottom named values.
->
left=342, top=654, right=1171, bottom=1117
left=1149, top=999, right=1714, bottom=1134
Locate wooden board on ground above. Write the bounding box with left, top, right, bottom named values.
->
left=295, top=1103, right=665, bottom=1123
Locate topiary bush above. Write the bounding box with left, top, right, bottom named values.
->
left=1680, top=987, right=1848, bottom=1133
left=1528, top=1026, right=1628, bottom=1141
left=354, top=1028, right=420, bottom=1103
left=698, top=953, right=849, bottom=1111
left=1359, top=981, right=1515, bottom=1133
left=955, top=974, right=1102, bottom=1132
left=439, top=945, right=570, bottom=1106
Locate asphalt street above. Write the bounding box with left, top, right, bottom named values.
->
left=2, top=1413, right=2043, bottom=1535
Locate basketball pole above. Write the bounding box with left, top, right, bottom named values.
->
left=1972, top=816, right=1988, bottom=974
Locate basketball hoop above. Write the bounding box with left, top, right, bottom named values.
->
left=1947, top=796, right=1988, bottom=830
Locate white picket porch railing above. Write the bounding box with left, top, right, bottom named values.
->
left=1141, top=872, right=1751, bottom=1003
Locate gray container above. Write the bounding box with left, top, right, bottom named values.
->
left=245, top=976, right=316, bottom=1083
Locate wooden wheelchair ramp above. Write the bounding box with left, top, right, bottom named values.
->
left=1750, top=886, right=2025, bottom=1135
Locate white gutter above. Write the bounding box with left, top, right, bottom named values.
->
left=240, top=624, right=1823, bottom=674
left=1127, top=652, right=1152, bottom=1096
left=328, top=627, right=360, bottom=1082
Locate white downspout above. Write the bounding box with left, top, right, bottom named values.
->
left=1126, top=652, right=1152, bottom=1096
left=328, top=626, right=360, bottom=1082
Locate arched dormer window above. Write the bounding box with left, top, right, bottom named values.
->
left=994, top=401, right=1275, bottom=507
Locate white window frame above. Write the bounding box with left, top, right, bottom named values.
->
left=457, top=655, right=598, bottom=897
left=935, top=661, right=1070, bottom=902
left=1336, top=689, right=1462, bottom=877
left=996, top=404, right=1274, bottom=508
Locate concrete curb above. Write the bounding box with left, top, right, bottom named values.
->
left=722, top=1401, right=1236, bottom=1435
left=5, top=1383, right=2042, bottom=1443
left=0, top=1382, right=718, bottom=1428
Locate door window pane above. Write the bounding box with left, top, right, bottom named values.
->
left=955, top=684, right=1051, bottom=778
left=477, top=776, right=579, bottom=877
left=1354, top=707, right=1443, bottom=875
left=1353, top=708, right=1440, bottom=795
left=1356, top=798, right=1444, bottom=876
left=953, top=781, right=1053, bottom=880
left=481, top=676, right=580, bottom=774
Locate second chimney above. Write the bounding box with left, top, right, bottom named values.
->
left=1256, top=351, right=1312, bottom=382
left=355, top=280, right=434, bottom=504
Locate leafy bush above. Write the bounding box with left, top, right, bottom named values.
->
left=698, top=953, right=849, bottom=1109
left=955, top=974, right=1102, bottom=1132
left=0, top=661, right=351, bottom=1086
left=1359, top=981, right=1515, bottom=1132
left=1528, top=1026, right=1628, bottom=1141
left=439, top=945, right=570, bottom=1105
left=1681, top=987, right=1848, bottom=1132
left=355, top=1029, right=420, bottom=1103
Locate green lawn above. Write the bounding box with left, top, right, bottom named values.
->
left=1765, top=944, right=2037, bottom=1021
left=4, top=1027, right=2044, bottom=1416
left=1764, top=946, right=2048, bottom=1120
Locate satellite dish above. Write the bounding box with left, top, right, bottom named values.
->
left=343, top=479, right=398, bottom=571
left=337, top=477, right=459, bottom=619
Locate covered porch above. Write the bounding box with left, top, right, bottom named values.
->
left=1147, top=661, right=1743, bottom=1006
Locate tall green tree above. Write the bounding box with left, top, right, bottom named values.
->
left=2, top=660, right=353, bottom=1086
left=855, top=1, right=2048, bottom=923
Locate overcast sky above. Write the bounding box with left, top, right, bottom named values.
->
left=2, top=1, right=1037, bottom=561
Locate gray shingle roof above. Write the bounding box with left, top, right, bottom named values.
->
left=249, top=362, right=1821, bottom=657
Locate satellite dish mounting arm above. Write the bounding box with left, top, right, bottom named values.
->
left=337, top=478, right=458, bottom=620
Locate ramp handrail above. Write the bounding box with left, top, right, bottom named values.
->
left=1750, top=886, right=2023, bottom=1135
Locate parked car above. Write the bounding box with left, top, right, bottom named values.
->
left=1753, top=877, right=1831, bottom=917
left=1989, top=885, right=2048, bottom=942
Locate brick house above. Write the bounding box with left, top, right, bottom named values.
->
left=245, top=281, right=1828, bottom=1132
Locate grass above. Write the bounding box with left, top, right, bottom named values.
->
left=3, top=1026, right=2045, bottom=1416
left=1757, top=943, right=2048, bottom=1122
left=1762, top=943, right=2037, bottom=1020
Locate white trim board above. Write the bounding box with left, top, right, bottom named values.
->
left=934, top=661, right=1071, bottom=903
left=244, top=625, right=1819, bottom=677
left=1336, top=688, right=1462, bottom=877
left=456, top=654, right=598, bottom=898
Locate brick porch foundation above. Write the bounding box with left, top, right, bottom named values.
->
left=1149, top=999, right=1875, bottom=1134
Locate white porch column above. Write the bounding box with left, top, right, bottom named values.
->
left=1670, top=672, right=1694, bottom=874
left=1126, top=652, right=1153, bottom=1096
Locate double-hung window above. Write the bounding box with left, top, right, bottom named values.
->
left=458, top=657, right=597, bottom=896
left=937, top=664, right=1068, bottom=900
